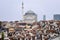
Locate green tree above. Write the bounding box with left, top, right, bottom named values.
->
left=0, top=21, right=2, bottom=26
left=1, top=32, right=4, bottom=40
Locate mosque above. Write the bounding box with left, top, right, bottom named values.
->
left=21, top=2, right=37, bottom=24
left=23, top=10, right=37, bottom=24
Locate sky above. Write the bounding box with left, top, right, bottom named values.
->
left=0, top=0, right=60, bottom=21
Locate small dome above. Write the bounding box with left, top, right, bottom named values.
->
left=24, top=10, right=36, bottom=16
left=26, top=10, right=35, bottom=13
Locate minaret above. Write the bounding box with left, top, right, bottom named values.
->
left=22, top=1, right=24, bottom=19
left=22, top=1, right=24, bottom=14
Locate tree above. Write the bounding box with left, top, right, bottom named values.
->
left=0, top=21, right=2, bottom=26
left=1, top=32, right=4, bottom=40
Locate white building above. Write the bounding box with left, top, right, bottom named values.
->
left=23, top=10, right=37, bottom=24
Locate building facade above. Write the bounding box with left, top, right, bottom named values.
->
left=54, top=14, right=60, bottom=20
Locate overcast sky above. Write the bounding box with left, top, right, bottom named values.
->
left=0, top=0, right=60, bottom=21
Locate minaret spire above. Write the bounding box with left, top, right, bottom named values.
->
left=22, top=1, right=24, bottom=15
left=22, top=0, right=24, bottom=19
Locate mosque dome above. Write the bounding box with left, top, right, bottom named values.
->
left=24, top=10, right=37, bottom=16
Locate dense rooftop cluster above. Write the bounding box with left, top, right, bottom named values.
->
left=0, top=20, right=60, bottom=40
